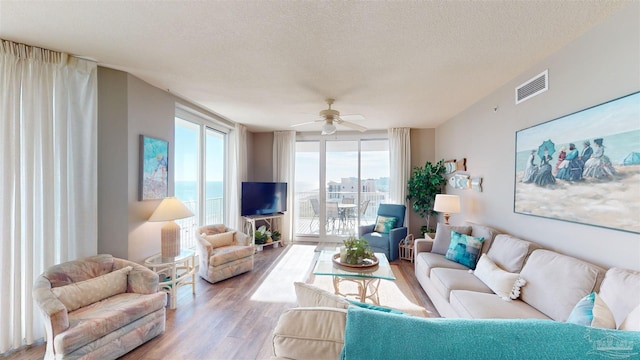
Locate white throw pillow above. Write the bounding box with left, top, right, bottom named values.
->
left=52, top=266, right=132, bottom=311
left=472, top=254, right=526, bottom=301
left=620, top=304, right=640, bottom=331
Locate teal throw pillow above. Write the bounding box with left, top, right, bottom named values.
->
left=566, top=292, right=615, bottom=329
left=445, top=231, right=485, bottom=269
left=373, top=216, right=397, bottom=233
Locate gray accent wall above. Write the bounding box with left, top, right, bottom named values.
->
left=435, top=4, right=640, bottom=271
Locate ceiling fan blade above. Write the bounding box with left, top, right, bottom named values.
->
left=339, top=120, right=367, bottom=132
left=290, top=119, right=324, bottom=128
left=340, top=114, right=365, bottom=121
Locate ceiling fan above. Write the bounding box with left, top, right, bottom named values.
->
left=291, top=99, right=367, bottom=135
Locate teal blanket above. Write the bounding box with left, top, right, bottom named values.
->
left=340, top=307, right=640, bottom=359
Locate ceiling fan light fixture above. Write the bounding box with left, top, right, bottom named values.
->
left=321, top=122, right=337, bottom=135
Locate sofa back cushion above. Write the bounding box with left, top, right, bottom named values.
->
left=519, top=250, right=605, bottom=322
left=469, top=223, right=500, bottom=254
left=432, top=223, right=472, bottom=255
left=487, top=234, right=538, bottom=273
left=294, top=282, right=350, bottom=309
left=598, top=267, right=640, bottom=329
left=52, top=266, right=132, bottom=311
left=44, top=254, right=115, bottom=287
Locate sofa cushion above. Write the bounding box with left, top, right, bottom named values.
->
left=432, top=223, right=472, bottom=255
left=519, top=250, right=605, bottom=322
left=566, top=292, right=615, bottom=329
left=430, top=268, right=492, bottom=301
left=416, top=252, right=470, bottom=277
left=373, top=215, right=397, bottom=233
left=294, top=282, right=349, bottom=309
left=210, top=245, right=254, bottom=266
left=468, top=222, right=499, bottom=254
left=445, top=231, right=484, bottom=269
left=449, top=290, right=550, bottom=319
left=598, top=267, right=640, bottom=329
left=56, top=291, right=166, bottom=355
left=52, top=266, right=132, bottom=312
left=272, top=307, right=346, bottom=360
left=487, top=234, right=536, bottom=273
left=620, top=304, right=640, bottom=331
left=205, top=231, right=236, bottom=248
left=473, top=254, right=525, bottom=300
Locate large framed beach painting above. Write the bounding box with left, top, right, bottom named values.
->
left=139, top=135, right=169, bottom=201
left=514, top=91, right=640, bottom=234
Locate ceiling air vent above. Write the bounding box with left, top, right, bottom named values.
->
left=515, top=69, right=548, bottom=104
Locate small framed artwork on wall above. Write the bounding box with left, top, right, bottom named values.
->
left=139, top=135, right=169, bottom=201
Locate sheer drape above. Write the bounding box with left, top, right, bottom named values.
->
left=272, top=131, right=296, bottom=243
left=388, top=127, right=411, bottom=205
left=0, top=40, right=97, bottom=354
left=228, top=123, right=248, bottom=230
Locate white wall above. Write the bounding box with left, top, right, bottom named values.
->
left=435, top=4, right=640, bottom=271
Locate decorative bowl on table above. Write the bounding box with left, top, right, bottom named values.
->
left=332, top=253, right=379, bottom=268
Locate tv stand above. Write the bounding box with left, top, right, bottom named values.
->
left=242, top=213, right=285, bottom=251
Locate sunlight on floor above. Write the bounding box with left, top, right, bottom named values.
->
left=249, top=244, right=317, bottom=303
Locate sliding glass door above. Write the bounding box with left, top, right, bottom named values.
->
left=294, top=134, right=389, bottom=242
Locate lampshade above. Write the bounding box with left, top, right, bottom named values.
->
left=321, top=122, right=337, bottom=135
left=434, top=194, right=460, bottom=225
left=149, top=197, right=193, bottom=222
left=149, top=197, right=194, bottom=258
left=434, top=194, right=461, bottom=213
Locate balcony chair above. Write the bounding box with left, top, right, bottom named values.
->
left=358, top=203, right=407, bottom=261
left=197, top=224, right=254, bottom=283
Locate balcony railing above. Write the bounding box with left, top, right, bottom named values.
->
left=295, top=191, right=388, bottom=236
left=176, top=197, right=223, bottom=250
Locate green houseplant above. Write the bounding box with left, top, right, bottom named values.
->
left=406, top=159, right=447, bottom=236
left=255, top=225, right=271, bottom=245
left=341, top=237, right=374, bottom=265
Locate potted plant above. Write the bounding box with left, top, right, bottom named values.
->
left=341, top=237, right=374, bottom=265
left=255, top=225, right=271, bottom=245
left=272, top=230, right=281, bottom=242
left=406, top=159, right=447, bottom=237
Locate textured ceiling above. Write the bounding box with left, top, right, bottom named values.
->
left=0, top=1, right=629, bottom=133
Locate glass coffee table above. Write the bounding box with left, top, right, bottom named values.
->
left=313, top=250, right=395, bottom=305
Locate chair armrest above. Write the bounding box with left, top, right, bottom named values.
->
left=196, top=236, right=213, bottom=266
left=414, top=238, right=434, bottom=254
left=388, top=227, right=408, bottom=261
left=358, top=224, right=375, bottom=236
left=114, top=258, right=159, bottom=294
left=33, top=276, right=69, bottom=342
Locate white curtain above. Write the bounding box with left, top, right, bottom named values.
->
left=0, top=40, right=97, bottom=353
left=272, top=131, right=296, bottom=243
left=388, top=128, right=411, bottom=205
left=228, top=123, right=248, bottom=230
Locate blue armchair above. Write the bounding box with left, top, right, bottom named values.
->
left=358, top=204, right=407, bottom=261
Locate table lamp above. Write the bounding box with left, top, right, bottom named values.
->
left=433, top=194, right=460, bottom=225
left=149, top=197, right=194, bottom=258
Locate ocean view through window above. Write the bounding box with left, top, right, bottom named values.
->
left=174, top=111, right=227, bottom=249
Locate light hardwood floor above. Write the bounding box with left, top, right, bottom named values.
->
left=5, top=243, right=437, bottom=360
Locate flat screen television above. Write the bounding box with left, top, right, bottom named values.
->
left=241, top=182, right=288, bottom=216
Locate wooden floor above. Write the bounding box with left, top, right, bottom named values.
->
left=5, top=243, right=437, bottom=360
